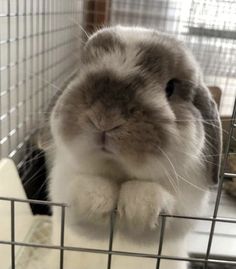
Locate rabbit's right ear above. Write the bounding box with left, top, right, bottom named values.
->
left=193, top=85, right=222, bottom=184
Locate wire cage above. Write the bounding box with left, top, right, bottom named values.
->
left=0, top=0, right=236, bottom=269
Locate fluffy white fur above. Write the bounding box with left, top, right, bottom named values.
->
left=46, top=146, right=208, bottom=269
left=46, top=126, right=208, bottom=269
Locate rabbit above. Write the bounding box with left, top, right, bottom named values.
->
left=44, top=26, right=222, bottom=269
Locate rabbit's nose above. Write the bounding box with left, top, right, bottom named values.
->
left=88, top=115, right=122, bottom=132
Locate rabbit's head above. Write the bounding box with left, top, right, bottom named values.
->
left=51, top=26, right=221, bottom=184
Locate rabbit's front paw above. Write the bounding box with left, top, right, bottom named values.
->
left=118, top=181, right=174, bottom=232
left=69, top=176, right=119, bottom=225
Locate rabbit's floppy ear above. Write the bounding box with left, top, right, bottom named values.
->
left=193, top=84, right=222, bottom=184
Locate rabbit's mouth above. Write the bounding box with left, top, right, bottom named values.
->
left=96, top=131, right=114, bottom=154
left=101, top=146, right=112, bottom=153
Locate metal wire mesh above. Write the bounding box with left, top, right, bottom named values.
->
left=1, top=191, right=236, bottom=268
left=0, top=0, right=236, bottom=269
left=0, top=0, right=81, bottom=165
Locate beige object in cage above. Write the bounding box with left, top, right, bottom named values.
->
left=0, top=159, right=52, bottom=269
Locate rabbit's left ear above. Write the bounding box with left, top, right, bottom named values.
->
left=193, top=85, right=222, bottom=184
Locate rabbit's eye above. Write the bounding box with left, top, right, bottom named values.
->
left=128, top=106, right=137, bottom=115
left=165, top=79, right=177, bottom=97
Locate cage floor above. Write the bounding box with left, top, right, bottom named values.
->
left=188, top=189, right=236, bottom=269
left=14, top=216, right=52, bottom=269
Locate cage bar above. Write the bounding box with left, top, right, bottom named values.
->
left=10, top=200, right=15, bottom=269
left=204, top=98, right=236, bottom=269
left=60, top=205, right=66, bottom=269
left=156, top=216, right=166, bottom=269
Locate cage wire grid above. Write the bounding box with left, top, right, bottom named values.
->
left=0, top=0, right=236, bottom=269
left=0, top=0, right=81, bottom=165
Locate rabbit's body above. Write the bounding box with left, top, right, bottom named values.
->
left=47, top=152, right=207, bottom=269
left=46, top=26, right=222, bottom=269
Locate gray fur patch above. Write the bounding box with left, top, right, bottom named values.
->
left=193, top=86, right=222, bottom=184
left=135, top=42, right=196, bottom=103
left=135, top=42, right=170, bottom=77
left=82, top=70, right=146, bottom=117
left=173, top=80, right=195, bottom=102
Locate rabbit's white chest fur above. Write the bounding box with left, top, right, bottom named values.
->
left=47, top=144, right=209, bottom=269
